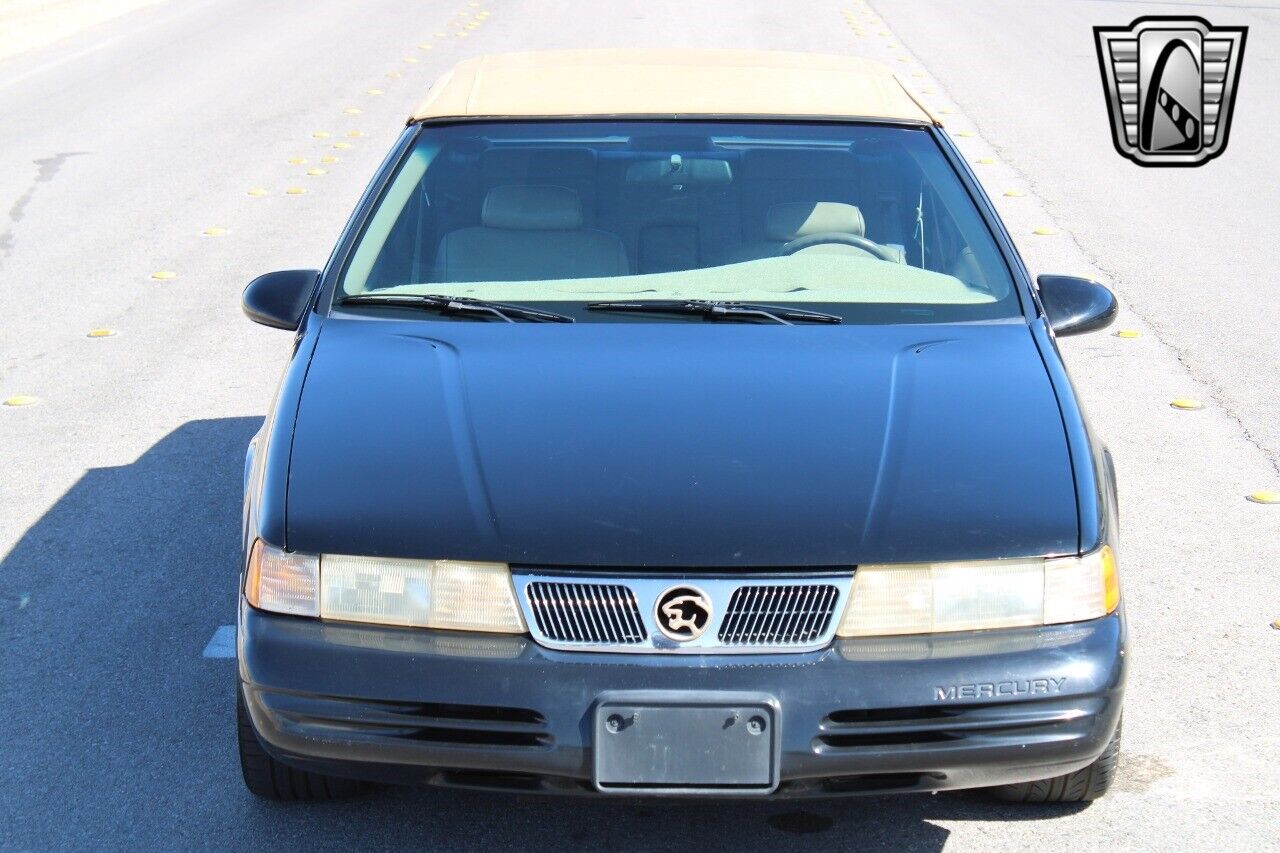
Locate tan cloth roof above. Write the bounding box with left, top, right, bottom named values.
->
left=410, top=49, right=937, bottom=124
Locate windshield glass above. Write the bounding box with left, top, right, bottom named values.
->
left=338, top=121, right=1020, bottom=323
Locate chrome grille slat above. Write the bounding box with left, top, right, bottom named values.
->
left=527, top=581, right=647, bottom=645
left=714, top=583, right=840, bottom=646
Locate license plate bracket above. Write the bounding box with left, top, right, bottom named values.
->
left=592, top=691, right=780, bottom=795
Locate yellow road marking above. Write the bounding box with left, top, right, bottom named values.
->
left=285, top=187, right=307, bottom=195
left=1115, top=329, right=1141, bottom=338
left=247, top=187, right=268, bottom=197
left=202, top=226, right=229, bottom=236
left=1170, top=398, right=1203, bottom=410
left=87, top=329, right=117, bottom=338
left=3, top=395, right=39, bottom=407
left=151, top=270, right=177, bottom=280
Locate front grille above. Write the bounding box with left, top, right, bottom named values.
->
left=718, top=584, right=840, bottom=646
left=515, top=574, right=852, bottom=653
left=526, top=581, right=648, bottom=645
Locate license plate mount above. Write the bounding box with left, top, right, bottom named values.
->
left=592, top=691, right=780, bottom=795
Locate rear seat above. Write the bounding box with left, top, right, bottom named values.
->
left=434, top=185, right=629, bottom=282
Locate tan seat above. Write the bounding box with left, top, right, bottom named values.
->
left=434, top=185, right=629, bottom=282
left=723, top=201, right=870, bottom=264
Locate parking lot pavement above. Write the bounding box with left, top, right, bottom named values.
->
left=0, top=1, right=1276, bottom=849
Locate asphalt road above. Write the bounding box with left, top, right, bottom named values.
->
left=1, top=1, right=1277, bottom=850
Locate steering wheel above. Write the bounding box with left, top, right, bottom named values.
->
left=779, top=231, right=900, bottom=262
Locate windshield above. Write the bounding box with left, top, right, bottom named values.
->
left=338, top=121, right=1020, bottom=323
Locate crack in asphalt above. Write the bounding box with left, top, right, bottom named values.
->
left=864, top=0, right=1280, bottom=478
left=0, top=152, right=85, bottom=271
left=992, top=152, right=1280, bottom=478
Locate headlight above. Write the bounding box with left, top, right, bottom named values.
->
left=836, top=546, right=1118, bottom=637
left=244, top=541, right=526, bottom=633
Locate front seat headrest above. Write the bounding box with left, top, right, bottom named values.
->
left=481, top=184, right=583, bottom=230
left=765, top=201, right=865, bottom=241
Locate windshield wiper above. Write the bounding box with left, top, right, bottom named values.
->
left=340, top=293, right=574, bottom=323
left=585, top=299, right=842, bottom=325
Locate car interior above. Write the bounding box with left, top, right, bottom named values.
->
left=359, top=126, right=1001, bottom=297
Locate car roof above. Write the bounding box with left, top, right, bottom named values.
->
left=409, top=49, right=938, bottom=125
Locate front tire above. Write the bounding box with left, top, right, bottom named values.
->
left=237, top=689, right=364, bottom=801
left=989, top=718, right=1121, bottom=803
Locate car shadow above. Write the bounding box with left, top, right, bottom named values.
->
left=0, top=417, right=1090, bottom=851
left=258, top=784, right=1089, bottom=852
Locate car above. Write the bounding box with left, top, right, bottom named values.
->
left=236, top=49, right=1125, bottom=803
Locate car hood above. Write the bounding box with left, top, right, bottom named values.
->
left=285, top=317, right=1078, bottom=567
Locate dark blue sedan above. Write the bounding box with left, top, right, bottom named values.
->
left=235, top=50, right=1124, bottom=803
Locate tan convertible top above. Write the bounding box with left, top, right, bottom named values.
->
left=410, top=49, right=937, bottom=124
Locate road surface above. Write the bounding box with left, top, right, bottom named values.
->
left=1, top=1, right=1277, bottom=849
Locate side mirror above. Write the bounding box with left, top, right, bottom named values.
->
left=241, top=270, right=320, bottom=331
left=1037, top=274, right=1118, bottom=337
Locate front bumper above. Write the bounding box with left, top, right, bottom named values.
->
left=238, top=602, right=1125, bottom=797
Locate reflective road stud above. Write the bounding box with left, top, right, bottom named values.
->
left=1246, top=491, right=1280, bottom=505
left=343, top=107, right=362, bottom=115
left=333, top=142, right=352, bottom=150
left=306, top=168, right=327, bottom=176
left=87, top=329, right=117, bottom=338
left=4, top=395, right=39, bottom=407
left=1032, top=226, right=1057, bottom=235
left=151, top=270, right=176, bottom=280
left=285, top=187, right=307, bottom=195
left=247, top=187, right=268, bottom=197
left=311, top=131, right=330, bottom=138
left=1002, top=189, right=1025, bottom=197
left=1115, top=329, right=1141, bottom=338
left=287, top=157, right=306, bottom=165
left=366, top=88, right=384, bottom=96
left=1170, top=398, right=1204, bottom=410
left=202, top=227, right=229, bottom=237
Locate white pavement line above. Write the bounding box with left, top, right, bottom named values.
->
left=202, top=624, right=236, bottom=659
